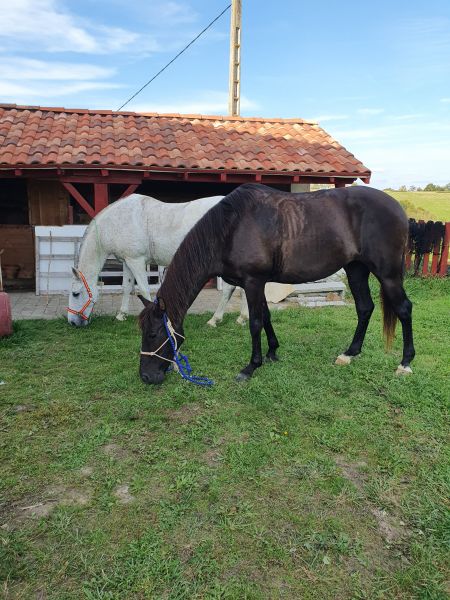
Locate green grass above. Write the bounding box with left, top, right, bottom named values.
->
left=1, top=277, right=449, bottom=599
left=387, top=191, right=450, bottom=222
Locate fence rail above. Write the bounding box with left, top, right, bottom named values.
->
left=406, top=220, right=450, bottom=277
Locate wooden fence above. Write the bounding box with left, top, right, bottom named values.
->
left=406, top=220, right=450, bottom=277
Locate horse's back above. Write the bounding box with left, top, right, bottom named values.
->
left=218, top=184, right=409, bottom=282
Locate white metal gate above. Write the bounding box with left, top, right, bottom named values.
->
left=35, top=225, right=163, bottom=295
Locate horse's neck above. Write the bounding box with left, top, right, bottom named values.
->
left=78, top=225, right=107, bottom=288
left=159, top=234, right=220, bottom=326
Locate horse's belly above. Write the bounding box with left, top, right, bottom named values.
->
left=279, top=240, right=354, bottom=283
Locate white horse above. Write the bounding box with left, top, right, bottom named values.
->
left=67, top=194, right=248, bottom=327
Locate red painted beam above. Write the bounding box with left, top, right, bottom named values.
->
left=438, top=222, right=450, bottom=277
left=430, top=239, right=441, bottom=275
left=422, top=252, right=430, bottom=276
left=119, top=183, right=140, bottom=199
left=62, top=182, right=94, bottom=218
left=0, top=167, right=363, bottom=186
left=94, top=183, right=109, bottom=214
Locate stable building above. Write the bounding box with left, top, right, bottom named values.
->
left=0, top=104, right=370, bottom=292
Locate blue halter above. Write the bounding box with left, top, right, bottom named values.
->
left=161, top=311, right=214, bottom=387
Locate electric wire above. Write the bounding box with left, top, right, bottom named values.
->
left=117, top=4, right=231, bottom=111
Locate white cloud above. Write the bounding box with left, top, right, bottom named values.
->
left=357, top=108, right=384, bottom=116
left=389, top=113, right=425, bottom=121
left=129, top=92, right=259, bottom=115
left=0, top=0, right=151, bottom=54
left=0, top=80, right=122, bottom=101
left=144, top=1, right=198, bottom=25
left=0, top=57, right=115, bottom=81
left=328, top=119, right=450, bottom=188
left=441, top=98, right=450, bottom=103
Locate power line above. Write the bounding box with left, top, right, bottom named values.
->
left=117, top=4, right=232, bottom=111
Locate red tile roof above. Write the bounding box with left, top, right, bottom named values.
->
left=0, top=104, right=370, bottom=180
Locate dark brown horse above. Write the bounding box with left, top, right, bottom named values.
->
left=138, top=184, right=415, bottom=384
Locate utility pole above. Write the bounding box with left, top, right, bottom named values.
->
left=228, top=0, right=241, bottom=116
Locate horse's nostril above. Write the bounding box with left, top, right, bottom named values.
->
left=141, top=373, right=151, bottom=384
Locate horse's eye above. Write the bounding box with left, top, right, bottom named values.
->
left=72, top=292, right=80, bottom=297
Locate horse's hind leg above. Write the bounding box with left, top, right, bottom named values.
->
left=236, top=278, right=265, bottom=381
left=116, top=262, right=134, bottom=321
left=207, top=282, right=235, bottom=327
left=336, top=262, right=374, bottom=366
left=379, top=277, right=415, bottom=374
left=263, top=299, right=279, bottom=362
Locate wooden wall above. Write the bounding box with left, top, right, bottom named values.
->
left=0, top=225, right=35, bottom=289
left=28, top=180, right=69, bottom=226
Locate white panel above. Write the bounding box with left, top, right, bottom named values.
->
left=35, top=225, right=162, bottom=295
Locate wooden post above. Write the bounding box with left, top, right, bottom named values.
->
left=430, top=239, right=441, bottom=275
left=438, top=222, right=450, bottom=277
left=94, top=183, right=109, bottom=214
left=61, top=182, right=95, bottom=219
left=119, top=183, right=140, bottom=199
left=422, top=252, right=430, bottom=276
left=228, top=0, right=242, bottom=116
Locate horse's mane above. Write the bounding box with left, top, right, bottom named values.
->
left=147, top=184, right=265, bottom=323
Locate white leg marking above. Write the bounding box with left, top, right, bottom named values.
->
left=395, top=364, right=413, bottom=375
left=335, top=353, right=352, bottom=366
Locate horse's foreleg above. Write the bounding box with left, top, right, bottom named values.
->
left=125, top=257, right=151, bottom=303
left=207, top=282, right=235, bottom=327
left=336, top=262, right=374, bottom=365
left=236, top=279, right=265, bottom=381
left=236, top=287, right=249, bottom=325
left=263, top=299, right=279, bottom=362
left=116, top=262, right=135, bottom=321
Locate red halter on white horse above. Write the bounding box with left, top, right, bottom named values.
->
left=67, top=270, right=94, bottom=321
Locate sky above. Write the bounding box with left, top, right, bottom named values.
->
left=1, top=0, right=449, bottom=189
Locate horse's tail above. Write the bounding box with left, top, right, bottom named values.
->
left=380, top=286, right=397, bottom=350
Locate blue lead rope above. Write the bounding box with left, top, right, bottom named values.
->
left=163, top=313, right=214, bottom=387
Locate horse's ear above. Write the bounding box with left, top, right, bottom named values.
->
left=158, top=297, right=166, bottom=312
left=72, top=267, right=80, bottom=280
left=138, top=294, right=151, bottom=307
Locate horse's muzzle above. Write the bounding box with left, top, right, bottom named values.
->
left=141, top=372, right=164, bottom=385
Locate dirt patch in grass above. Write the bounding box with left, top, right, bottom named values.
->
left=13, top=404, right=35, bottom=413
left=165, top=402, right=202, bottom=424
left=101, top=442, right=132, bottom=461
left=2, top=485, right=92, bottom=529
left=334, top=454, right=368, bottom=491
left=334, top=455, right=410, bottom=546
left=113, top=484, right=135, bottom=504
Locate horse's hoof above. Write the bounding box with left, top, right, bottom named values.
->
left=116, top=312, right=127, bottom=321
left=395, top=365, right=413, bottom=376
left=265, top=354, right=279, bottom=363
left=235, top=372, right=251, bottom=382
left=206, top=318, right=218, bottom=327
left=236, top=316, right=247, bottom=326
left=335, top=354, right=352, bottom=366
